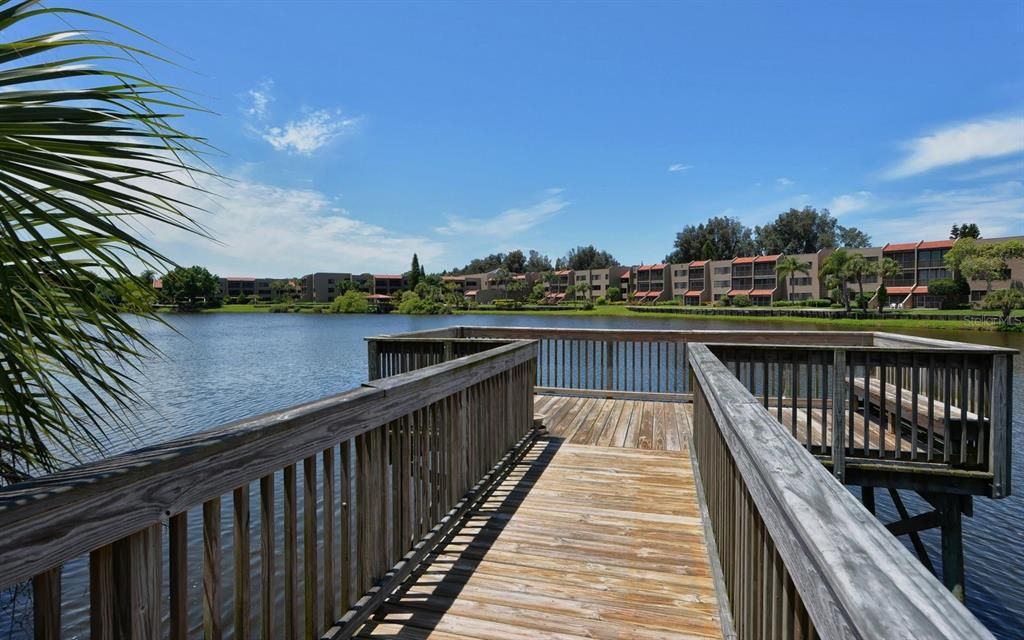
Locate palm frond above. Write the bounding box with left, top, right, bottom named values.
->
left=0, top=0, right=215, bottom=480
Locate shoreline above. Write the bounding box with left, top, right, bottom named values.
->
left=197, top=303, right=1017, bottom=332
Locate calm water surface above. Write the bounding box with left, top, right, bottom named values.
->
left=7, top=313, right=1024, bottom=638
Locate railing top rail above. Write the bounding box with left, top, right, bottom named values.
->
left=0, top=339, right=537, bottom=590
left=873, top=331, right=1018, bottom=354
left=450, top=325, right=1015, bottom=354
left=688, top=342, right=993, bottom=639
left=706, top=342, right=1008, bottom=356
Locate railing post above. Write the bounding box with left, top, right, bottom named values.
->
left=990, top=354, right=1011, bottom=498
left=367, top=339, right=380, bottom=381
left=831, top=349, right=846, bottom=483
left=604, top=340, right=613, bottom=391
left=443, top=339, right=454, bottom=363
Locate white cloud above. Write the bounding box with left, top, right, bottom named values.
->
left=828, top=191, right=873, bottom=216
left=775, top=177, right=794, bottom=187
left=245, top=80, right=273, bottom=120
left=856, top=181, right=1024, bottom=241
left=261, top=110, right=359, bottom=155
left=955, top=160, right=1024, bottom=181
left=668, top=163, right=693, bottom=173
left=435, top=189, right=569, bottom=237
left=885, top=116, right=1024, bottom=179
left=242, top=81, right=359, bottom=155
left=148, top=174, right=443, bottom=276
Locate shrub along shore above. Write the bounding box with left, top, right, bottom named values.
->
left=199, top=302, right=1022, bottom=331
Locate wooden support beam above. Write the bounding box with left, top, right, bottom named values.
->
left=888, top=489, right=935, bottom=575
left=939, top=493, right=966, bottom=603
left=885, top=510, right=940, bottom=537
left=861, top=486, right=875, bottom=515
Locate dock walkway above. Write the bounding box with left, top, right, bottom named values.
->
left=355, top=395, right=723, bottom=639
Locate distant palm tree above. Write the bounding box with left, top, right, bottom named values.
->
left=876, top=258, right=903, bottom=313
left=0, top=1, right=212, bottom=482
left=775, top=256, right=811, bottom=302
left=821, top=249, right=853, bottom=312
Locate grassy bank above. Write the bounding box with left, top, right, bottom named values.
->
left=196, top=301, right=1016, bottom=331
left=457, top=304, right=1015, bottom=331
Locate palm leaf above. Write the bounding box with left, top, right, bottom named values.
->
left=0, top=0, right=215, bottom=482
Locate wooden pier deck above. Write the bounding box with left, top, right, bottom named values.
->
left=355, top=395, right=723, bottom=639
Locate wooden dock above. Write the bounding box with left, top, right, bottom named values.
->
left=0, top=326, right=1006, bottom=639
left=356, top=397, right=722, bottom=639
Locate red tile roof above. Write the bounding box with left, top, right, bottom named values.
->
left=374, top=274, right=403, bottom=280
left=883, top=242, right=920, bottom=252
left=886, top=286, right=913, bottom=295
left=755, top=255, right=782, bottom=263
left=689, top=260, right=708, bottom=267
left=684, top=290, right=702, bottom=296
left=620, top=271, right=630, bottom=278
left=442, top=276, right=465, bottom=281
left=637, top=263, right=666, bottom=271
left=727, top=289, right=752, bottom=296
left=919, top=240, right=955, bottom=250
left=732, top=256, right=755, bottom=264
left=555, top=270, right=572, bottom=276
left=152, top=278, right=162, bottom=289
left=552, top=292, right=566, bottom=299
left=750, top=289, right=776, bottom=296
left=912, top=285, right=929, bottom=294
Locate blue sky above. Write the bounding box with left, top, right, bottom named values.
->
left=84, top=1, right=1024, bottom=275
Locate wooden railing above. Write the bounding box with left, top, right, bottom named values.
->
left=0, top=339, right=537, bottom=639
left=455, top=326, right=875, bottom=397
left=688, top=343, right=994, bottom=639
left=709, top=342, right=1012, bottom=497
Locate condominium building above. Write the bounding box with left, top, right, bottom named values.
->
left=670, top=264, right=688, bottom=298
left=299, top=272, right=353, bottom=302
left=220, top=276, right=275, bottom=301
left=632, top=263, right=670, bottom=302
left=543, top=270, right=574, bottom=303
left=784, top=251, right=832, bottom=301
left=572, top=266, right=629, bottom=300
left=372, top=274, right=406, bottom=297
left=683, top=260, right=709, bottom=305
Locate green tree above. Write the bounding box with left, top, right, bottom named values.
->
left=844, top=254, right=875, bottom=311
left=270, top=279, right=296, bottom=302
left=409, top=254, right=422, bottom=290
left=876, top=258, right=903, bottom=313
left=821, top=249, right=853, bottom=312
left=666, top=216, right=755, bottom=263
left=0, top=2, right=211, bottom=481
left=755, top=207, right=869, bottom=255
left=775, top=257, right=811, bottom=302
left=928, top=278, right=969, bottom=310
left=606, top=286, right=622, bottom=302
left=161, top=266, right=220, bottom=310
left=525, top=250, right=553, bottom=272
left=557, top=245, right=619, bottom=270
left=981, top=284, right=1024, bottom=323
left=528, top=281, right=546, bottom=303
left=503, top=250, right=526, bottom=273
left=838, top=226, right=872, bottom=248
left=950, top=223, right=981, bottom=239
left=330, top=290, right=370, bottom=313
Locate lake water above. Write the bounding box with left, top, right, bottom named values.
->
left=4, top=313, right=1022, bottom=638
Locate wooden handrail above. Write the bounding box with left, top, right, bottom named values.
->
left=0, top=339, right=538, bottom=639
left=688, top=343, right=994, bottom=639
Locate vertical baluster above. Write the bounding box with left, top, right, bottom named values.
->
left=170, top=512, right=188, bottom=640
left=960, top=355, right=969, bottom=466
left=894, top=353, right=903, bottom=458
left=340, top=439, right=352, bottom=612
left=878, top=354, right=887, bottom=458
left=234, top=485, right=251, bottom=640
left=862, top=352, right=871, bottom=456
left=259, top=475, right=274, bottom=640
left=322, top=448, right=336, bottom=630
left=911, top=353, right=920, bottom=461
left=33, top=567, right=61, bottom=640
left=204, top=498, right=222, bottom=640
left=283, top=465, right=298, bottom=640
left=928, top=355, right=937, bottom=462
